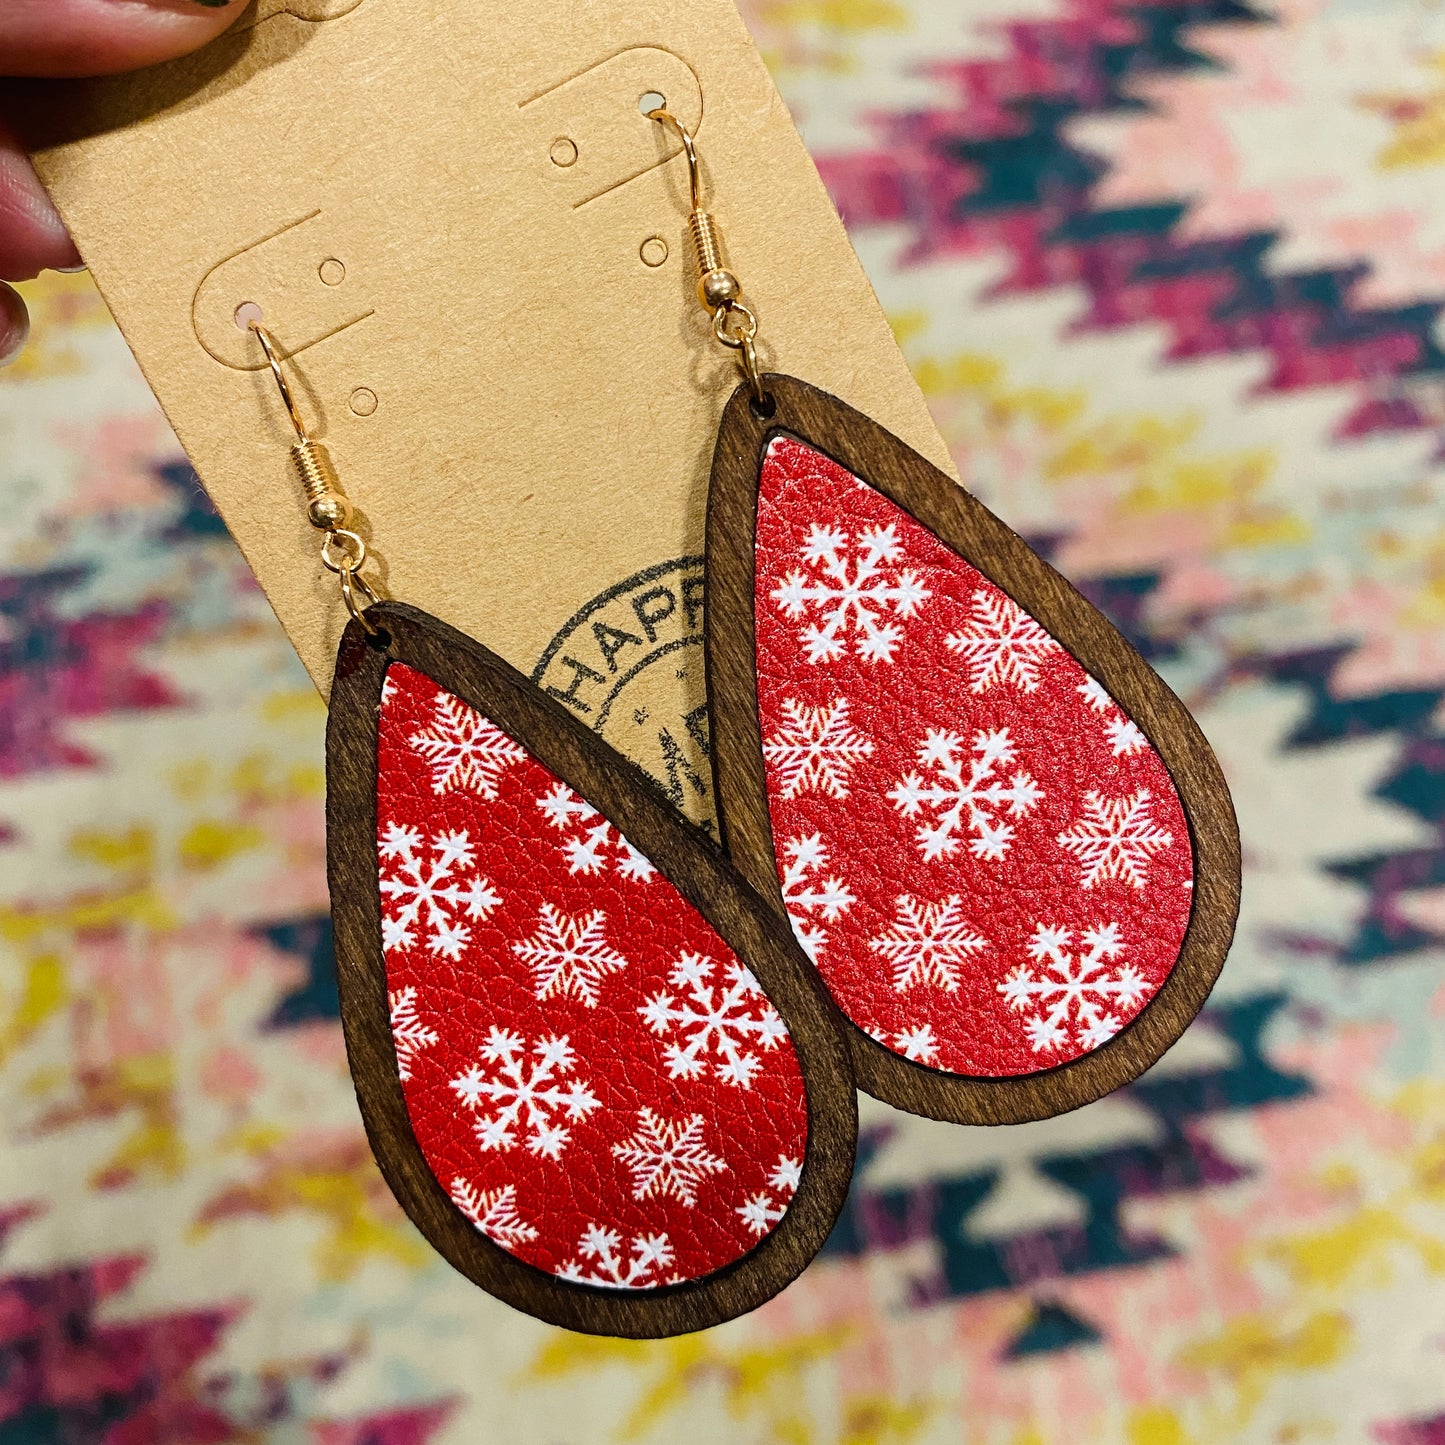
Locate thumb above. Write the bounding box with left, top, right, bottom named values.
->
left=0, top=0, right=247, bottom=79
left=0, top=0, right=246, bottom=358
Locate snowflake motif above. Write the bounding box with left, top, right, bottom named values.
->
left=611, top=1108, right=728, bottom=1206
left=640, top=953, right=789, bottom=1089
left=388, top=987, right=437, bottom=1081
left=1078, top=675, right=1112, bottom=712
left=1106, top=716, right=1146, bottom=757
left=448, top=1179, right=538, bottom=1248
left=894, top=1023, right=938, bottom=1062
left=557, top=1225, right=676, bottom=1289
left=450, top=1028, right=600, bottom=1159
left=945, top=590, right=1061, bottom=692
left=763, top=697, right=875, bottom=800
left=771, top=522, right=931, bottom=664
left=778, top=833, right=854, bottom=961
left=888, top=728, right=1043, bottom=862
left=870, top=895, right=989, bottom=992
left=736, top=1153, right=803, bottom=1237
left=378, top=823, right=500, bottom=959
left=1057, top=789, right=1173, bottom=889
left=998, top=923, right=1150, bottom=1054
left=1078, top=673, right=1148, bottom=757
left=408, top=690, right=528, bottom=798
left=512, top=903, right=630, bottom=1007
left=536, top=782, right=656, bottom=881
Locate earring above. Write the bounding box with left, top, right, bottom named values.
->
left=647, top=110, right=1242, bottom=1125
left=246, top=324, right=856, bottom=1336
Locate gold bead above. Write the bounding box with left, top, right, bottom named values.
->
left=307, top=493, right=353, bottom=531
left=698, top=268, right=742, bottom=311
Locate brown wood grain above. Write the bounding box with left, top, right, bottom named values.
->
left=326, top=601, right=858, bottom=1337
left=705, top=374, right=1242, bottom=1126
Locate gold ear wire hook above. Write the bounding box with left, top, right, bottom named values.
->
left=648, top=107, right=702, bottom=212
left=251, top=322, right=308, bottom=444
left=648, top=108, right=766, bottom=406
left=249, top=321, right=380, bottom=634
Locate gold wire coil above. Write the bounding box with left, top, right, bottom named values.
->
left=689, top=210, right=725, bottom=277
left=251, top=319, right=382, bottom=632
left=291, top=438, right=352, bottom=530
left=650, top=109, right=769, bottom=407
left=291, top=438, right=341, bottom=507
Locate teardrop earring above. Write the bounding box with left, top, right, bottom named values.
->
left=245, top=324, right=856, bottom=1335
left=646, top=109, right=1242, bottom=1125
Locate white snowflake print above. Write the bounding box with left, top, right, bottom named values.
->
left=640, top=953, right=789, bottom=1089
left=870, top=895, right=988, bottom=992
left=1057, top=789, right=1174, bottom=889
left=734, top=1192, right=784, bottom=1236
left=378, top=823, right=500, bottom=960
left=770, top=1154, right=803, bottom=1193
left=611, top=1108, right=728, bottom=1206
left=1106, top=716, right=1147, bottom=757
left=763, top=697, right=875, bottom=800
left=1078, top=672, right=1148, bottom=757
left=388, top=986, right=438, bottom=1081
left=448, top=1178, right=538, bottom=1248
left=945, top=590, right=1061, bottom=692
left=408, top=690, right=527, bottom=798
left=512, top=903, right=630, bottom=1007
left=998, top=923, right=1150, bottom=1054
left=557, top=1225, right=676, bottom=1289
left=736, top=1153, right=803, bottom=1237
left=536, top=782, right=655, bottom=881
left=1078, top=675, right=1111, bottom=712
left=778, top=833, right=854, bottom=961
left=888, top=728, right=1043, bottom=862
left=771, top=522, right=931, bottom=664
left=894, top=1022, right=939, bottom=1062
left=450, top=1028, right=600, bottom=1159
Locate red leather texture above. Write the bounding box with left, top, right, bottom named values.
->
left=377, top=663, right=808, bottom=1288
left=752, top=437, right=1194, bottom=1077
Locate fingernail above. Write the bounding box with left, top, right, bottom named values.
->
left=56, top=264, right=87, bottom=274
left=0, top=293, right=32, bottom=366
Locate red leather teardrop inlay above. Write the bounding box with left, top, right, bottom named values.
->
left=753, top=437, right=1195, bottom=1078
left=376, top=663, right=809, bottom=1288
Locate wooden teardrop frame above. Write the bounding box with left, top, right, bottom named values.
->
left=326, top=602, right=858, bottom=1337
left=704, top=375, right=1242, bottom=1126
